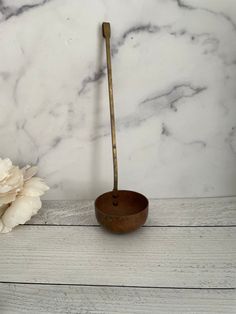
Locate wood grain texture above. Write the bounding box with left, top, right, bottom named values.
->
left=28, top=197, right=236, bottom=226
left=1, top=226, right=235, bottom=288
left=0, top=283, right=235, bottom=314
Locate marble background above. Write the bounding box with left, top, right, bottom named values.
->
left=0, top=0, right=235, bottom=199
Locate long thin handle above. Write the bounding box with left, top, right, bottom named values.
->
left=102, top=22, right=118, bottom=193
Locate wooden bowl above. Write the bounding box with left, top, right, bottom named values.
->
left=95, top=190, right=148, bottom=233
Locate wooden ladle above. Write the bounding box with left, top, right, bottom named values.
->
left=95, top=22, right=148, bottom=233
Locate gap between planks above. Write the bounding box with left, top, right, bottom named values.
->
left=1, top=281, right=236, bottom=290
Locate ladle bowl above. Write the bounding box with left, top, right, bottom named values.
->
left=95, top=190, right=148, bottom=233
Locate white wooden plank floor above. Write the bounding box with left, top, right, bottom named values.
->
left=1, top=197, right=236, bottom=314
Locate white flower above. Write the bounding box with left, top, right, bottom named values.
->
left=0, top=158, right=49, bottom=233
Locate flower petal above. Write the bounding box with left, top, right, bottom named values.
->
left=0, top=191, right=17, bottom=206
left=21, top=177, right=49, bottom=197
left=21, top=166, right=38, bottom=181
left=0, top=158, right=12, bottom=181
left=0, top=204, right=8, bottom=217
left=1, top=195, right=42, bottom=231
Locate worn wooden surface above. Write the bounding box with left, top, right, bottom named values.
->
left=1, top=284, right=235, bottom=314
left=1, top=226, right=235, bottom=288
left=1, top=197, right=236, bottom=313
left=29, top=197, right=236, bottom=226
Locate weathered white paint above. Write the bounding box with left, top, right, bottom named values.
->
left=0, top=225, right=235, bottom=288
left=1, top=284, right=235, bottom=314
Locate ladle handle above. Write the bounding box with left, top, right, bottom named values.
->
left=102, top=22, right=118, bottom=193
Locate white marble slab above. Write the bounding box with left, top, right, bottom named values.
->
left=0, top=0, right=235, bottom=199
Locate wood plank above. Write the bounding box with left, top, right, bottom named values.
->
left=0, top=283, right=235, bottom=314
left=0, top=226, right=235, bottom=288
left=28, top=197, right=236, bottom=226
